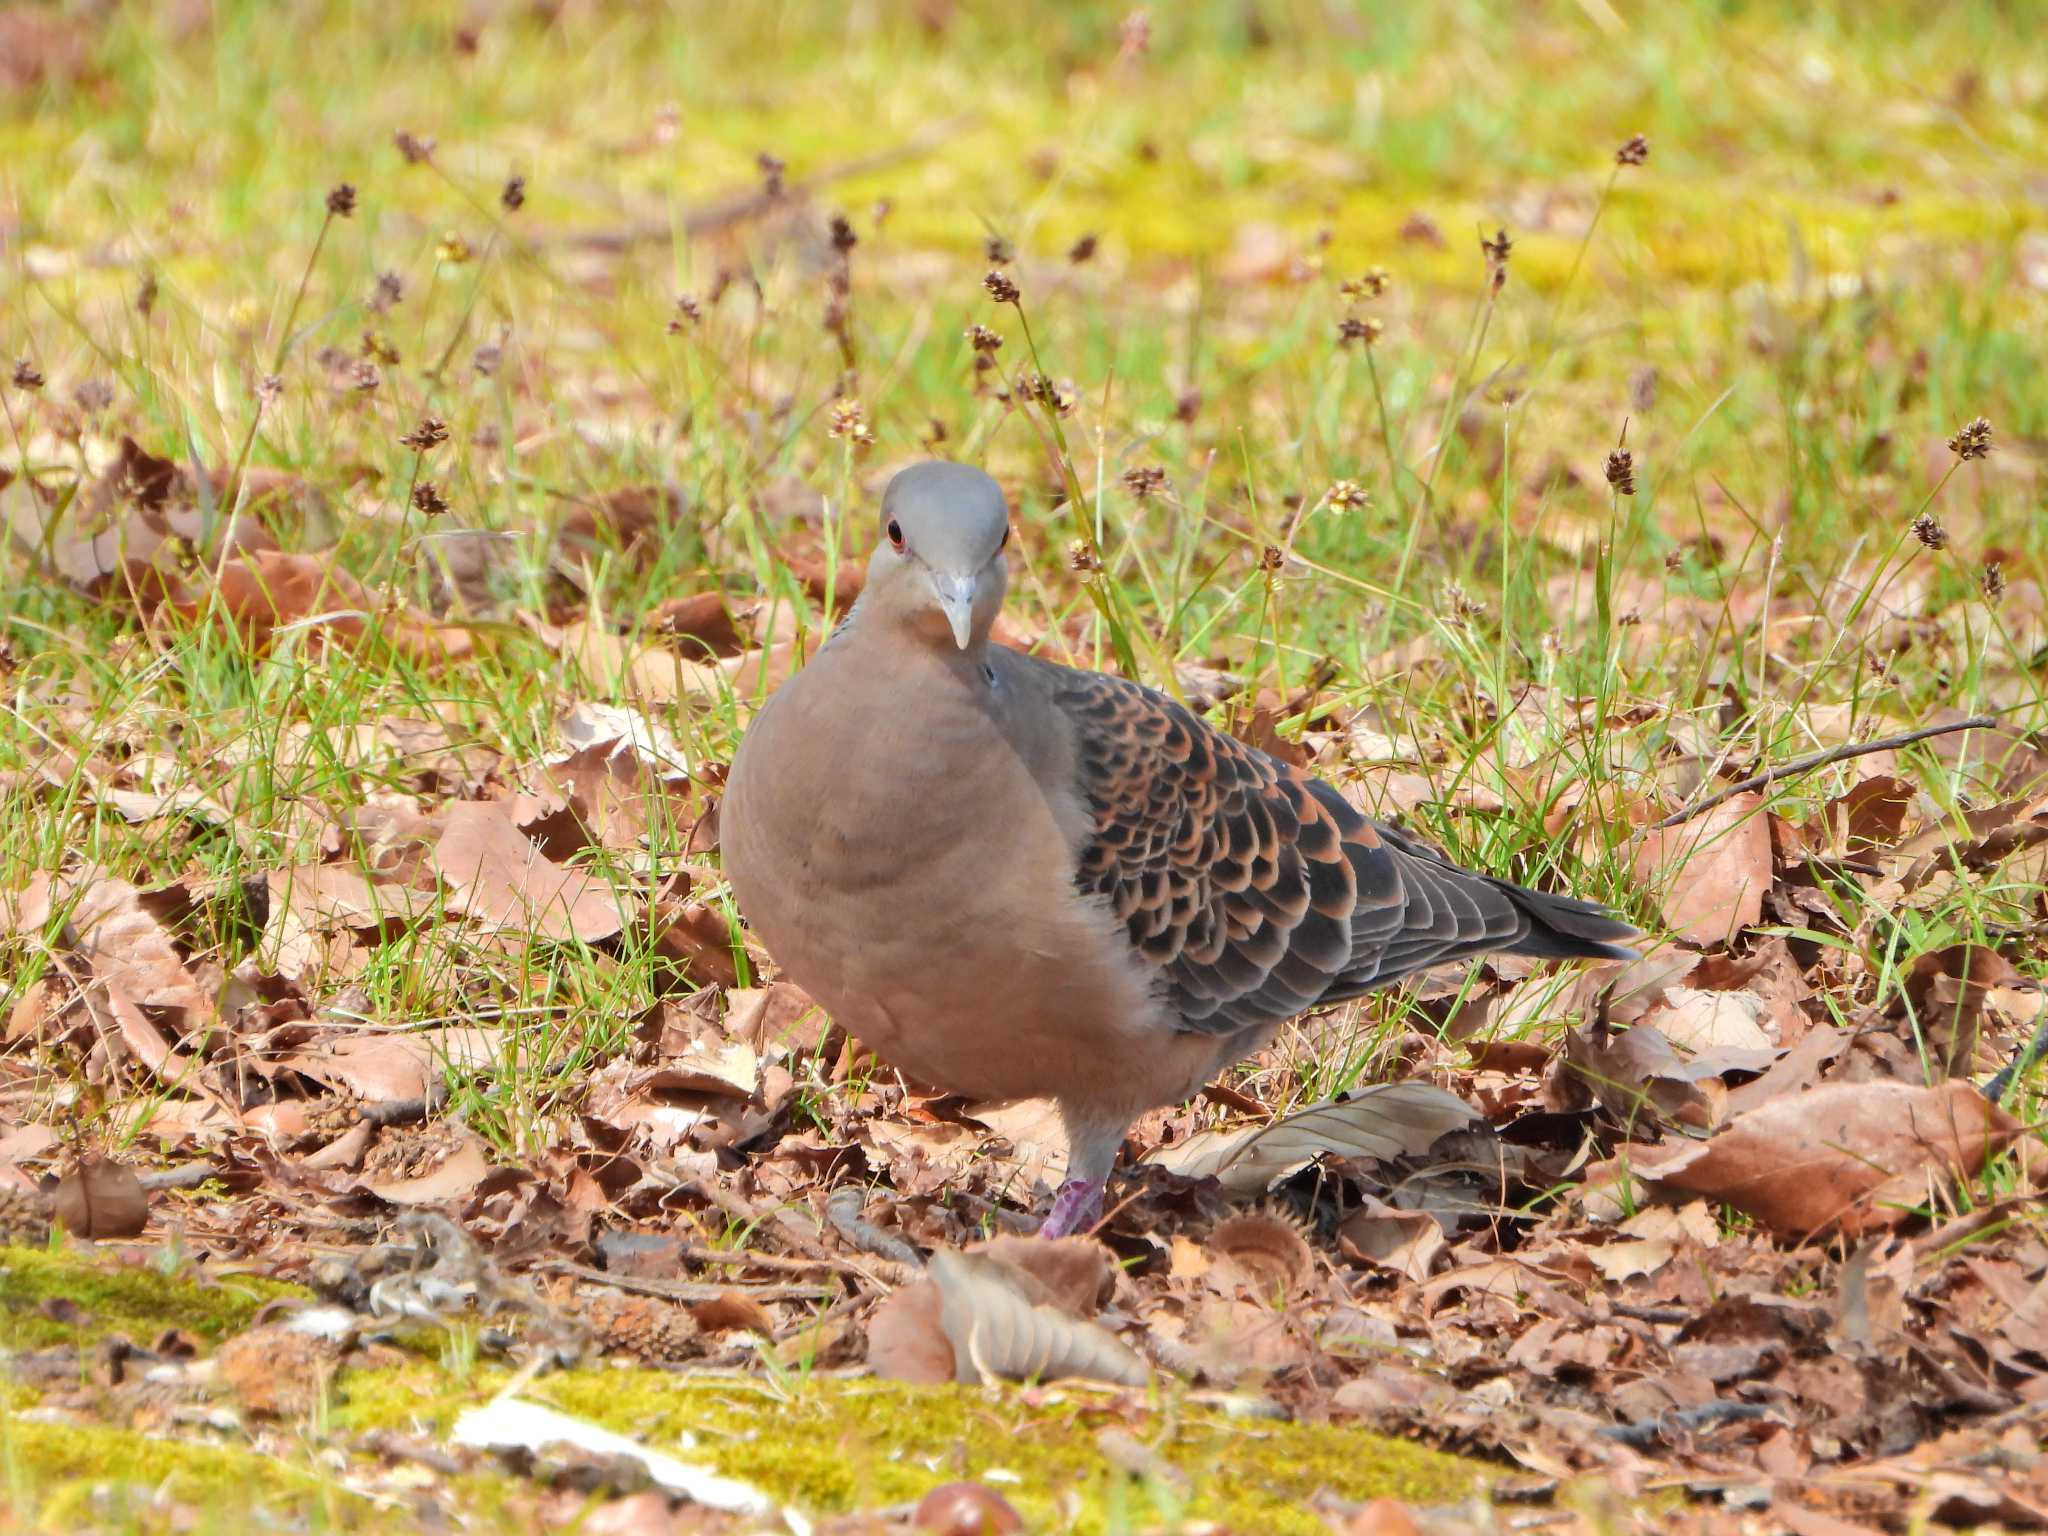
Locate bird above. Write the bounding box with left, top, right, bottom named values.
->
left=720, top=462, right=1640, bottom=1239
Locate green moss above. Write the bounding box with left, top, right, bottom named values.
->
left=0, top=1416, right=359, bottom=1528
left=332, top=1366, right=1483, bottom=1533
left=0, top=1245, right=301, bottom=1351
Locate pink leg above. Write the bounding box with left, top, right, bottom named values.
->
left=1038, top=1178, right=1105, bottom=1239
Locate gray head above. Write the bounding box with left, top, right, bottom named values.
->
left=865, top=461, right=1012, bottom=651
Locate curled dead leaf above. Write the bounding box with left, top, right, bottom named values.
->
left=1207, top=1210, right=1316, bottom=1296
left=869, top=1244, right=1147, bottom=1388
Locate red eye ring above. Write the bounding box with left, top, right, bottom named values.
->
left=886, top=519, right=904, bottom=550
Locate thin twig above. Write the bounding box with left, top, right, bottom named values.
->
left=1648, top=715, right=1998, bottom=830
left=824, top=1186, right=925, bottom=1270
left=541, top=1260, right=835, bottom=1305
left=671, top=1241, right=907, bottom=1284
left=1596, top=1400, right=1775, bottom=1448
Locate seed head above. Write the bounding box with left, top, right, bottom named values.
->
left=368, top=271, right=404, bottom=313
left=361, top=331, right=400, bottom=365
left=984, top=235, right=1014, bottom=267
left=350, top=360, right=382, bottom=393
left=965, top=323, right=1003, bottom=354
left=136, top=271, right=158, bottom=315
left=500, top=175, right=526, bottom=212
left=1337, top=316, right=1383, bottom=347
left=411, top=481, right=450, bottom=517
left=401, top=416, right=450, bottom=451
left=1482, top=227, right=1513, bottom=291
left=1441, top=579, right=1484, bottom=623
left=1258, top=544, right=1285, bottom=573
left=1067, top=540, right=1103, bottom=574
left=11, top=360, right=44, bottom=391
left=1981, top=560, right=2006, bottom=603
left=436, top=233, right=474, bottom=265
left=1604, top=448, right=1636, bottom=496
left=667, top=295, right=701, bottom=333
left=1948, top=416, right=1992, bottom=461
left=393, top=130, right=436, bottom=165
left=256, top=374, right=283, bottom=405
left=983, top=269, right=1020, bottom=305
left=756, top=152, right=786, bottom=197
left=326, top=182, right=358, bottom=217
left=828, top=213, right=857, bottom=254
left=826, top=397, right=875, bottom=446
left=1615, top=134, right=1650, bottom=168
left=75, top=379, right=113, bottom=413
left=1339, top=267, right=1392, bottom=299
left=1122, top=465, right=1168, bottom=499
left=1910, top=512, right=1948, bottom=550
left=471, top=342, right=502, bottom=377
left=1067, top=232, right=1098, bottom=264
left=1326, top=479, right=1370, bottom=512
left=1174, top=388, right=1202, bottom=423
left=1023, top=373, right=1074, bottom=415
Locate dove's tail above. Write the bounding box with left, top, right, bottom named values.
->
left=1496, top=882, right=1643, bottom=964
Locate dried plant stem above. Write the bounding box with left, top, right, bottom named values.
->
left=1648, top=714, right=1998, bottom=830
left=268, top=205, right=337, bottom=375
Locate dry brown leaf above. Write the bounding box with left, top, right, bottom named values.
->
left=528, top=615, right=721, bottom=705
left=650, top=901, right=740, bottom=988
left=1565, top=1021, right=1720, bottom=1133
left=360, top=1132, right=492, bottom=1205
left=929, top=1248, right=1148, bottom=1387
left=1141, top=1082, right=1477, bottom=1195
left=433, top=801, right=635, bottom=944
left=1632, top=792, right=1771, bottom=944
left=1628, top=1079, right=2022, bottom=1239
left=1337, top=1198, right=1447, bottom=1283
left=646, top=591, right=748, bottom=657
left=51, top=1155, right=150, bottom=1238
left=181, top=550, right=472, bottom=666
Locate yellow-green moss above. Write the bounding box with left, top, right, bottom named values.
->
left=333, top=1366, right=1485, bottom=1533
left=3, top=1247, right=1489, bottom=1531
left=0, top=1246, right=301, bottom=1351
left=0, top=1416, right=358, bottom=1527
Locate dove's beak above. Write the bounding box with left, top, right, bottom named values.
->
left=929, top=571, right=979, bottom=650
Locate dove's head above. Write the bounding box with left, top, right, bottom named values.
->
left=865, top=461, right=1012, bottom=651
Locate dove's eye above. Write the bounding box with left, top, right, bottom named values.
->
left=886, top=519, right=904, bottom=550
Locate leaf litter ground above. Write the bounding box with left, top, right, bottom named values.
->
left=2, top=3, right=2047, bottom=1532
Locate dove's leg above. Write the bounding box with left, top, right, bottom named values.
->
left=1040, top=1178, right=1104, bottom=1238
left=1043, top=1103, right=1126, bottom=1238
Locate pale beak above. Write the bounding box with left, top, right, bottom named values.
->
left=929, top=571, right=978, bottom=650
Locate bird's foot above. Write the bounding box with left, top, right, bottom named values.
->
left=1038, top=1178, right=1105, bottom=1239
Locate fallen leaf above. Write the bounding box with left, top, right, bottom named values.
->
left=1632, top=793, right=1771, bottom=945
left=361, top=1133, right=492, bottom=1205
left=51, top=1155, right=150, bottom=1238
left=1141, top=1082, right=1478, bottom=1195
left=929, top=1248, right=1149, bottom=1387
left=1337, top=1199, right=1447, bottom=1283
left=180, top=550, right=471, bottom=666
left=1628, top=1079, right=2021, bottom=1239
left=433, top=800, right=635, bottom=944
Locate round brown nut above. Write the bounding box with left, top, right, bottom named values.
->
left=913, top=1481, right=1025, bottom=1534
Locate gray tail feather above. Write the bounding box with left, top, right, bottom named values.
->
left=1501, top=883, right=1642, bottom=963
